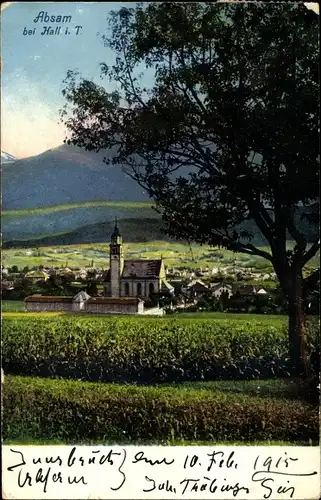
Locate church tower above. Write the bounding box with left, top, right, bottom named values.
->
left=109, top=220, right=124, bottom=297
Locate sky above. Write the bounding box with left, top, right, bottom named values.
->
left=1, top=2, right=319, bottom=159
left=1, top=2, right=137, bottom=158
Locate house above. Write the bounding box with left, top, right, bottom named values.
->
left=24, top=292, right=145, bottom=315
left=57, top=267, right=76, bottom=280
left=232, top=285, right=257, bottom=297
left=75, top=269, right=88, bottom=280
left=25, top=270, right=50, bottom=283
left=46, top=268, right=57, bottom=276
left=211, top=283, right=233, bottom=298
left=103, top=223, right=172, bottom=299
left=2, top=280, right=15, bottom=291
left=184, top=280, right=211, bottom=298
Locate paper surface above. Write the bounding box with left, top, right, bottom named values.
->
left=1, top=3, right=320, bottom=500
left=2, top=445, right=320, bottom=499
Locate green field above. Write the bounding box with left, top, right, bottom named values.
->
left=2, top=305, right=287, bottom=322
left=2, top=200, right=152, bottom=217
left=2, top=240, right=276, bottom=270
left=2, top=301, right=25, bottom=312
left=3, top=236, right=319, bottom=275
left=2, top=313, right=304, bottom=384
left=3, top=312, right=319, bottom=444
left=3, top=375, right=318, bottom=445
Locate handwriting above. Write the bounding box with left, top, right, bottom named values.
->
left=252, top=453, right=318, bottom=499
left=111, top=448, right=127, bottom=491
left=7, top=449, right=26, bottom=471
left=133, top=450, right=175, bottom=466
left=4, top=446, right=319, bottom=498
left=254, top=452, right=298, bottom=473
left=180, top=476, right=250, bottom=496
left=207, top=451, right=238, bottom=472
left=143, top=476, right=177, bottom=493
left=67, top=446, right=121, bottom=467
left=17, top=467, right=86, bottom=494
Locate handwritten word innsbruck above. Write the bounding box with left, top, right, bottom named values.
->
left=2, top=446, right=320, bottom=499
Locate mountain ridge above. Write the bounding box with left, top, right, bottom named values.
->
left=2, top=144, right=149, bottom=210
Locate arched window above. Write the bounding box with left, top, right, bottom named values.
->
left=125, top=282, right=130, bottom=296
left=149, top=283, right=154, bottom=295
left=137, top=282, right=142, bottom=296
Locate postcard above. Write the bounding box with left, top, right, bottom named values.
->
left=1, top=2, right=320, bottom=499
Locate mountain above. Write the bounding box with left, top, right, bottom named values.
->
left=2, top=144, right=318, bottom=247
left=2, top=218, right=172, bottom=248
left=2, top=144, right=149, bottom=210
left=1, top=151, right=17, bottom=164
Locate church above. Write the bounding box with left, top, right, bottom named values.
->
left=103, top=223, right=174, bottom=299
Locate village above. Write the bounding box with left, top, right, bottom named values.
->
left=2, top=226, right=290, bottom=316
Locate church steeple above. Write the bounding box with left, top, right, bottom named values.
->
left=109, top=219, right=124, bottom=297
left=111, top=218, right=122, bottom=244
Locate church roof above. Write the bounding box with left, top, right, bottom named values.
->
left=87, top=297, right=143, bottom=304
left=121, top=260, right=162, bottom=279
left=111, top=223, right=121, bottom=238
left=24, top=295, right=74, bottom=303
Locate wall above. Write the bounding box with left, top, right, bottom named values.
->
left=84, top=302, right=141, bottom=315
left=25, top=302, right=72, bottom=312
left=120, top=279, right=159, bottom=298
left=25, top=299, right=143, bottom=315
left=72, top=301, right=85, bottom=312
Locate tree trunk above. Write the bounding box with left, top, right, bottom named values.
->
left=286, top=269, right=309, bottom=377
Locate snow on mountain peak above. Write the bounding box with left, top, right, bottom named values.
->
left=1, top=151, right=17, bottom=163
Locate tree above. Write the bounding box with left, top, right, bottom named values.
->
left=60, top=2, right=319, bottom=376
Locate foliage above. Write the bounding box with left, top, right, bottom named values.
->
left=3, top=376, right=318, bottom=444
left=61, top=2, right=320, bottom=374
left=61, top=2, right=319, bottom=262
left=1, top=315, right=304, bottom=383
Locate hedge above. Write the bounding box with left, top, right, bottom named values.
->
left=3, top=376, right=319, bottom=444
left=2, top=315, right=295, bottom=382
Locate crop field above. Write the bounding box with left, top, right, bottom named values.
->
left=3, top=375, right=318, bottom=445
left=2, top=313, right=319, bottom=444
left=3, top=314, right=317, bottom=383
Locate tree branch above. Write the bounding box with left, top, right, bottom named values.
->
left=302, top=238, right=320, bottom=266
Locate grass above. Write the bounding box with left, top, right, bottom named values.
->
left=2, top=300, right=25, bottom=312
left=3, top=375, right=318, bottom=445
left=3, top=438, right=307, bottom=446
left=2, top=308, right=288, bottom=324
left=2, top=239, right=276, bottom=271
left=4, top=238, right=318, bottom=274
left=175, top=311, right=287, bottom=323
